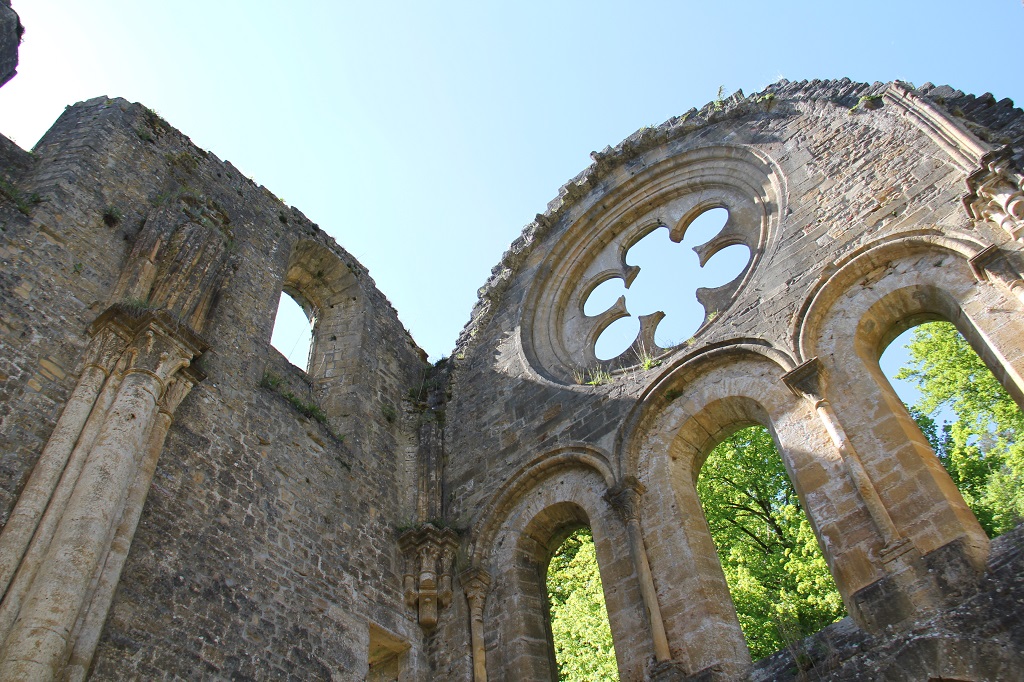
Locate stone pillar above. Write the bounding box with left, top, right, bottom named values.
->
left=0, top=308, right=206, bottom=680
left=783, top=358, right=909, bottom=557
left=604, top=477, right=670, bottom=663
left=462, top=569, right=490, bottom=682
left=64, top=372, right=199, bottom=682
left=0, top=326, right=124, bottom=601
left=782, top=356, right=989, bottom=629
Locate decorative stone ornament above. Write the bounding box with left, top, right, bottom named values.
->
left=397, top=523, right=459, bottom=629
left=963, top=146, right=1024, bottom=240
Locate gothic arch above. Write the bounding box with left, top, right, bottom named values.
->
left=267, top=238, right=372, bottom=429
left=475, top=453, right=649, bottom=681
left=797, top=235, right=1024, bottom=573
left=277, top=239, right=364, bottom=379
left=617, top=347, right=888, bottom=673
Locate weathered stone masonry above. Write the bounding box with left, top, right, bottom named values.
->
left=1, top=6, right=1024, bottom=679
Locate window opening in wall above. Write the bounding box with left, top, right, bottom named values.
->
left=270, top=291, right=313, bottom=370
left=545, top=527, right=617, bottom=681
left=697, top=426, right=844, bottom=660
left=881, top=321, right=1024, bottom=537
left=367, top=623, right=409, bottom=682
left=586, top=208, right=749, bottom=361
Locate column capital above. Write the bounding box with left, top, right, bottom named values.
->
left=605, top=476, right=646, bottom=523
left=781, top=357, right=824, bottom=400
left=460, top=567, right=491, bottom=604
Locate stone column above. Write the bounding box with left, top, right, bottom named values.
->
left=0, top=327, right=125, bottom=600
left=462, top=569, right=490, bottom=682
left=782, top=358, right=909, bottom=559
left=605, top=477, right=671, bottom=663
left=0, top=310, right=205, bottom=680
left=64, top=372, right=199, bottom=682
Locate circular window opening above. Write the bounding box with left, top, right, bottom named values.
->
left=584, top=208, right=749, bottom=360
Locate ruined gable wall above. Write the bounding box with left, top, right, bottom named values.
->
left=441, top=79, right=1024, bottom=678
left=0, top=97, right=430, bottom=679
left=445, top=78, right=1007, bottom=529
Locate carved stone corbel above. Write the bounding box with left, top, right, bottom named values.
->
left=968, top=243, right=1024, bottom=305
left=397, top=523, right=459, bottom=629
left=963, top=146, right=1024, bottom=241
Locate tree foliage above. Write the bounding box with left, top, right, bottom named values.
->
left=895, top=321, right=1024, bottom=536
left=546, top=528, right=618, bottom=681
left=697, top=425, right=845, bottom=660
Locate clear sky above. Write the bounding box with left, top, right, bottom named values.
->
left=2, top=1, right=1021, bottom=371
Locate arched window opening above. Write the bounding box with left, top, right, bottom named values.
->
left=270, top=288, right=314, bottom=371
left=881, top=321, right=1024, bottom=537
left=545, top=527, right=618, bottom=681
left=697, top=425, right=844, bottom=660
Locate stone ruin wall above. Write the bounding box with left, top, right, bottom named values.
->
left=0, top=97, right=433, bottom=677
left=1, top=5, right=1024, bottom=679
left=441, top=78, right=1024, bottom=681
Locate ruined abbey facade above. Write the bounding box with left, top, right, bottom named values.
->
left=1, top=4, right=1023, bottom=680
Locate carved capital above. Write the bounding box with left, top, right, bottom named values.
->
left=461, top=567, right=491, bottom=609
left=963, top=147, right=1024, bottom=240
left=781, top=357, right=824, bottom=400
left=398, top=523, right=459, bottom=629
left=605, top=476, right=646, bottom=523
left=90, top=305, right=210, bottom=392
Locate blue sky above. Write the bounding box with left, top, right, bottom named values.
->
left=1, top=1, right=1021, bottom=402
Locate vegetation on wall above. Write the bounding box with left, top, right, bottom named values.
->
left=897, top=321, right=1024, bottom=537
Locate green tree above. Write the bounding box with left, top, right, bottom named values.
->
left=697, top=425, right=845, bottom=660
left=895, top=321, right=1024, bottom=536
left=546, top=528, right=618, bottom=681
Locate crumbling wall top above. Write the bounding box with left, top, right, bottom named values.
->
left=454, top=78, right=1023, bottom=365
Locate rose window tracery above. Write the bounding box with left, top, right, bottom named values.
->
left=521, top=145, right=784, bottom=383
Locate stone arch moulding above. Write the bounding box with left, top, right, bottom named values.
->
left=471, top=452, right=650, bottom=682
left=520, top=144, right=788, bottom=384
left=794, top=228, right=1021, bottom=364
left=616, top=347, right=899, bottom=672
left=797, top=230, right=1024, bottom=452
left=467, top=444, right=615, bottom=567
left=794, top=231, right=1024, bottom=605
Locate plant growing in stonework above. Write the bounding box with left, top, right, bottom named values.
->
left=572, top=365, right=614, bottom=386
left=634, top=343, right=661, bottom=371
left=102, top=206, right=122, bottom=227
